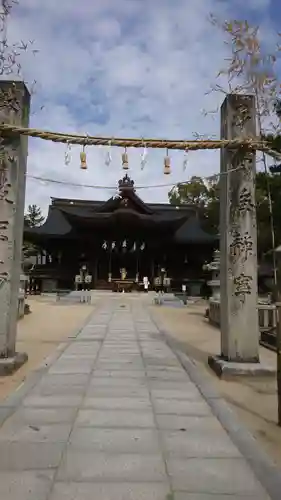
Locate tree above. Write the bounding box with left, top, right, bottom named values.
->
left=23, top=205, right=44, bottom=259
left=24, top=204, right=44, bottom=228
left=169, top=172, right=281, bottom=255
left=0, top=0, right=38, bottom=77
left=168, top=176, right=219, bottom=234
left=169, top=176, right=209, bottom=207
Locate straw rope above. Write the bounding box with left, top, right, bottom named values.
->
left=0, top=123, right=280, bottom=159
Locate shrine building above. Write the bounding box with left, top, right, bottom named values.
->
left=24, top=174, right=217, bottom=294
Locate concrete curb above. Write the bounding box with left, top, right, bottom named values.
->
left=0, top=306, right=95, bottom=428
left=151, top=313, right=281, bottom=500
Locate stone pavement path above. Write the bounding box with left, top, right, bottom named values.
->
left=0, top=295, right=272, bottom=499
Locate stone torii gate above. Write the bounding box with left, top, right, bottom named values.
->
left=0, top=81, right=30, bottom=374
left=209, top=94, right=273, bottom=376
left=0, top=80, right=267, bottom=375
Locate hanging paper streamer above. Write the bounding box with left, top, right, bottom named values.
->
left=105, top=140, right=112, bottom=166
left=164, top=148, right=171, bottom=175
left=64, top=142, right=72, bottom=165
left=122, top=147, right=129, bottom=170
left=140, top=142, right=148, bottom=170
left=183, top=149, right=188, bottom=171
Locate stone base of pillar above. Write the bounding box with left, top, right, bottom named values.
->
left=0, top=352, right=28, bottom=376
left=208, top=355, right=275, bottom=379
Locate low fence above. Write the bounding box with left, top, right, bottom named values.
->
left=56, top=290, right=92, bottom=304
left=18, top=291, right=25, bottom=319
left=208, top=299, right=277, bottom=331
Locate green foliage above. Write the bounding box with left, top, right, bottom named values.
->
left=24, top=204, right=44, bottom=228
left=168, top=176, right=219, bottom=234
left=169, top=176, right=209, bottom=207
left=23, top=204, right=44, bottom=259
left=274, top=99, right=281, bottom=119
left=168, top=172, right=281, bottom=256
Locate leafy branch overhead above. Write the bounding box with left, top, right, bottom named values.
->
left=0, top=0, right=39, bottom=84
left=168, top=168, right=281, bottom=259
left=209, top=16, right=281, bottom=119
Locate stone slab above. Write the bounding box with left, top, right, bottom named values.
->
left=150, top=387, right=201, bottom=400
left=95, top=363, right=145, bottom=371
left=30, top=384, right=86, bottom=396
left=155, top=414, right=222, bottom=431
left=170, top=347, right=281, bottom=500
left=0, top=406, right=13, bottom=425
left=97, top=358, right=144, bottom=365
left=167, top=457, right=268, bottom=495
left=174, top=494, right=268, bottom=500
left=22, top=395, right=83, bottom=408
left=0, top=442, right=65, bottom=470
left=161, top=429, right=241, bottom=458
left=145, top=366, right=185, bottom=373
left=0, top=352, right=28, bottom=375
left=75, top=335, right=104, bottom=341
left=0, top=470, right=54, bottom=500
left=64, top=342, right=102, bottom=351
left=7, top=407, right=77, bottom=425
left=149, top=381, right=191, bottom=390
left=0, top=422, right=72, bottom=442
left=89, top=378, right=146, bottom=387
left=152, top=398, right=212, bottom=416
left=38, top=373, right=89, bottom=386
left=144, top=358, right=179, bottom=367
left=48, top=362, right=93, bottom=375
left=146, top=371, right=188, bottom=380
left=57, top=451, right=166, bottom=481
left=92, top=370, right=146, bottom=378
left=83, top=397, right=152, bottom=410
left=50, top=482, right=170, bottom=500
left=208, top=355, right=276, bottom=379
left=75, top=409, right=156, bottom=428
left=69, top=427, right=160, bottom=453
left=85, top=386, right=150, bottom=398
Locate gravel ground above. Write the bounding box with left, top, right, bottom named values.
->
left=0, top=296, right=93, bottom=402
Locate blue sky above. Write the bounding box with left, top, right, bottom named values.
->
left=4, top=0, right=281, bottom=211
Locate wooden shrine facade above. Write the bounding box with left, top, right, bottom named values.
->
left=24, top=175, right=217, bottom=294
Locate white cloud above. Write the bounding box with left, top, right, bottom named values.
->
left=1, top=0, right=276, bottom=210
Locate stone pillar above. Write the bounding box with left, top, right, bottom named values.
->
left=0, top=81, right=30, bottom=373
left=209, top=94, right=264, bottom=377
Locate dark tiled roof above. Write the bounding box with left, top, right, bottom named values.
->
left=25, top=192, right=216, bottom=244
left=24, top=207, right=72, bottom=236
left=174, top=216, right=218, bottom=244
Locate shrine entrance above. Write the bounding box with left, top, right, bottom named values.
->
left=97, top=240, right=149, bottom=283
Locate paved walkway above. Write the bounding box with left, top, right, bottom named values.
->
left=0, top=295, right=274, bottom=499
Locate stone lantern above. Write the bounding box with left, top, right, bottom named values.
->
left=203, top=250, right=220, bottom=301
